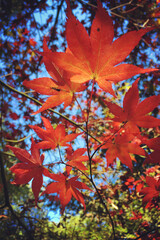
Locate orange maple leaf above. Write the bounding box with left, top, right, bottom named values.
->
left=102, top=133, right=145, bottom=169
left=66, top=148, right=89, bottom=174
left=23, top=39, right=86, bottom=114
left=106, top=79, right=160, bottom=135
left=29, top=116, right=80, bottom=150
left=6, top=138, right=51, bottom=205
left=42, top=173, right=91, bottom=213
left=43, top=0, right=157, bottom=96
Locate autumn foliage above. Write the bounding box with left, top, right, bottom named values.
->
left=1, top=0, right=160, bottom=239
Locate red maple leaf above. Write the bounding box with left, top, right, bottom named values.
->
left=66, top=148, right=89, bottom=174
left=43, top=0, right=157, bottom=96
left=106, top=79, right=160, bottom=135
left=102, top=133, right=145, bottom=169
left=29, top=116, right=80, bottom=150
left=140, top=176, right=160, bottom=203
left=42, top=173, right=91, bottom=213
left=143, top=137, right=160, bottom=164
left=6, top=138, right=51, bottom=205
left=23, top=38, right=86, bottom=114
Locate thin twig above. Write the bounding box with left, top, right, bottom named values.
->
left=85, top=121, right=116, bottom=239
left=0, top=72, right=12, bottom=79
left=0, top=79, right=101, bottom=143
left=74, top=96, right=86, bottom=122
left=110, top=0, right=133, bottom=11
left=77, top=0, right=97, bottom=9
left=91, top=178, right=116, bottom=240
left=4, top=134, right=32, bottom=143
left=49, top=0, right=65, bottom=44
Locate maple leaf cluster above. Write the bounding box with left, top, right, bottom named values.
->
left=6, top=124, right=90, bottom=213
left=6, top=0, right=160, bottom=214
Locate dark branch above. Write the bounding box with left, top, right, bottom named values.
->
left=0, top=152, right=34, bottom=240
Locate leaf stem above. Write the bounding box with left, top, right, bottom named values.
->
left=87, top=79, right=95, bottom=122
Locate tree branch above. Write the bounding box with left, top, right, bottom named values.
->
left=0, top=152, right=34, bottom=240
